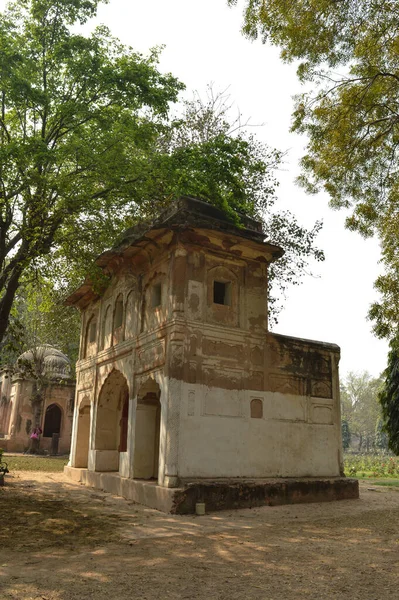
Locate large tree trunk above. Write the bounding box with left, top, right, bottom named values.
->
left=0, top=265, right=23, bottom=345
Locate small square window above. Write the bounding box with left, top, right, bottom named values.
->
left=213, top=281, right=232, bottom=306
left=152, top=283, right=162, bottom=308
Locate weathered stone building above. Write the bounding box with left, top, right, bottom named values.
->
left=0, top=345, right=75, bottom=454
left=65, top=197, right=357, bottom=512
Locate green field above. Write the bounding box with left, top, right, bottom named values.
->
left=2, top=455, right=69, bottom=472
left=344, top=452, right=399, bottom=487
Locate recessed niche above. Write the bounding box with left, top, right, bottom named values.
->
left=250, top=399, right=263, bottom=419
left=213, top=281, right=232, bottom=306
left=114, top=297, right=123, bottom=329
left=152, top=283, right=162, bottom=308
left=89, top=319, right=97, bottom=343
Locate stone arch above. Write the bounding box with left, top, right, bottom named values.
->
left=74, top=396, right=91, bottom=468
left=133, top=378, right=161, bottom=480
left=95, top=369, right=129, bottom=454
left=43, top=403, right=62, bottom=437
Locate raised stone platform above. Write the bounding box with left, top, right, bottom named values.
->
left=64, top=466, right=359, bottom=514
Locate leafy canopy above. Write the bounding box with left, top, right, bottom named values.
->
left=0, top=0, right=183, bottom=344
left=379, top=339, right=399, bottom=455
left=228, top=0, right=399, bottom=338
left=33, top=88, right=324, bottom=337
left=340, top=371, right=384, bottom=452
left=0, top=1, right=325, bottom=355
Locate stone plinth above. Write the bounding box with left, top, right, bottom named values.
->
left=64, top=466, right=359, bottom=514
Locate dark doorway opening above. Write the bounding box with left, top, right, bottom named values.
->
left=43, top=404, right=62, bottom=437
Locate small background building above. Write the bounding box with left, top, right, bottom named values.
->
left=65, top=197, right=357, bottom=512
left=0, top=345, right=75, bottom=454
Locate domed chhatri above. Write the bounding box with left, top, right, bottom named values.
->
left=17, top=345, right=71, bottom=379
left=0, top=345, right=75, bottom=454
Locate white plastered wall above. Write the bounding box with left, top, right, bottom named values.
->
left=177, top=380, right=341, bottom=479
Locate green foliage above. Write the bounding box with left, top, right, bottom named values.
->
left=375, top=416, right=389, bottom=451
left=344, top=453, right=399, bottom=479
left=160, top=88, right=325, bottom=322
left=341, top=419, right=351, bottom=451
left=0, top=0, right=183, bottom=344
left=228, top=0, right=399, bottom=338
left=0, top=447, right=9, bottom=476
left=29, top=87, right=325, bottom=332
left=5, top=454, right=68, bottom=472
left=0, top=3, right=325, bottom=343
left=340, top=371, right=384, bottom=452
left=379, top=338, right=399, bottom=455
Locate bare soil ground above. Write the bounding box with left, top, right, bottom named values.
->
left=1, top=471, right=399, bottom=600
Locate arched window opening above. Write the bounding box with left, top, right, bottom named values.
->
left=88, top=318, right=97, bottom=343
left=250, top=399, right=263, bottom=419
left=151, top=283, right=162, bottom=308
left=43, top=404, right=62, bottom=437
left=114, top=295, right=124, bottom=329
left=101, top=305, right=111, bottom=350
left=84, top=315, right=97, bottom=357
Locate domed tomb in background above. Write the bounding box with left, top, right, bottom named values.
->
left=0, top=345, right=76, bottom=454
left=17, top=345, right=71, bottom=379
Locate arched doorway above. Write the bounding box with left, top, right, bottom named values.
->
left=43, top=404, right=62, bottom=438
left=94, top=370, right=129, bottom=471
left=134, top=379, right=161, bottom=480
left=74, top=397, right=91, bottom=468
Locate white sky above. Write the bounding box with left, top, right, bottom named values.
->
left=1, top=0, right=390, bottom=378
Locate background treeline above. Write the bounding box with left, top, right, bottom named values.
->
left=341, top=372, right=389, bottom=453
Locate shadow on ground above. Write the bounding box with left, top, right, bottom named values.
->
left=2, top=472, right=399, bottom=600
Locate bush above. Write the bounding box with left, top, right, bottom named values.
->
left=344, top=452, right=399, bottom=478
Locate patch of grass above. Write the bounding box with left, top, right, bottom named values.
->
left=4, top=455, right=69, bottom=472
left=364, top=479, right=399, bottom=488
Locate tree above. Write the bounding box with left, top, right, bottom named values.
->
left=379, top=339, right=399, bottom=454
left=157, top=88, right=325, bottom=322
left=341, top=419, right=351, bottom=451
left=0, top=0, right=183, bottom=346
left=340, top=372, right=383, bottom=452
left=375, top=417, right=389, bottom=452
left=1, top=273, right=80, bottom=369
left=0, top=1, right=325, bottom=347
left=22, top=87, right=324, bottom=334
left=228, top=0, right=399, bottom=337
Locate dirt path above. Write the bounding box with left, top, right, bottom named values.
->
left=2, top=471, right=399, bottom=600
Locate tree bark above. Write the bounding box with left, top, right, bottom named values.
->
left=0, top=264, right=23, bottom=344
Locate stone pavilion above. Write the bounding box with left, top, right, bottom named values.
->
left=64, top=197, right=358, bottom=512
